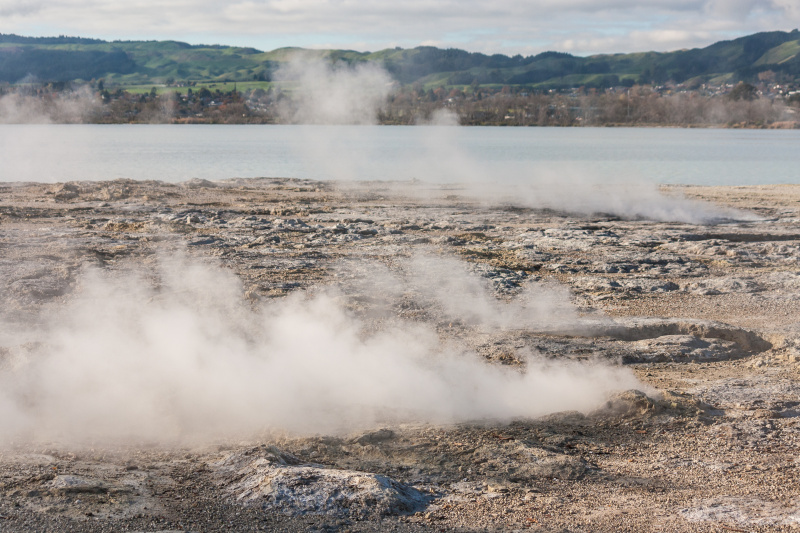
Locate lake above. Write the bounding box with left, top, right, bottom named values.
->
left=1, top=124, right=798, bottom=185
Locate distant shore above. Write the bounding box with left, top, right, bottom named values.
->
left=3, top=83, right=799, bottom=128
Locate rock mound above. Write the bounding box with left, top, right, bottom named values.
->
left=590, top=390, right=660, bottom=418
left=213, top=447, right=428, bottom=518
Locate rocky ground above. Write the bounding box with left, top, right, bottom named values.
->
left=1, top=178, right=799, bottom=532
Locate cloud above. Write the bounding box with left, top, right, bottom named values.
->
left=559, top=29, right=719, bottom=55
left=704, top=0, right=762, bottom=20
left=0, top=0, right=45, bottom=17
left=2, top=0, right=798, bottom=56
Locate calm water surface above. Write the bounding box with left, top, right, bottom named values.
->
left=1, top=124, right=798, bottom=185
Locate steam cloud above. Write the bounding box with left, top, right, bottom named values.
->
left=275, top=56, right=398, bottom=180
left=277, top=61, right=754, bottom=224
left=0, top=87, right=100, bottom=124
left=406, top=253, right=578, bottom=330
left=0, top=252, right=641, bottom=446
left=466, top=170, right=756, bottom=224
left=392, top=108, right=753, bottom=223
left=275, top=56, right=394, bottom=125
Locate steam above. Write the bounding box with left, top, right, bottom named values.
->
left=395, top=109, right=754, bottom=223
left=0, top=252, right=640, bottom=446
left=275, top=60, right=753, bottom=223
left=0, top=87, right=100, bottom=124
left=419, top=108, right=461, bottom=126
left=275, top=56, right=394, bottom=125
left=406, top=254, right=577, bottom=330
left=274, top=56, right=397, bottom=180
left=0, top=88, right=103, bottom=182
left=469, top=169, right=756, bottom=224
left=395, top=136, right=752, bottom=224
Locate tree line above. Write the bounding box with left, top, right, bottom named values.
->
left=1, top=82, right=799, bottom=127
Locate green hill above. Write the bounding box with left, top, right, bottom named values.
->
left=1, top=30, right=799, bottom=89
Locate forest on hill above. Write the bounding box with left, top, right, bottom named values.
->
left=1, top=30, right=799, bottom=90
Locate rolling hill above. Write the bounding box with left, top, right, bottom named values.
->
left=1, top=30, right=799, bottom=89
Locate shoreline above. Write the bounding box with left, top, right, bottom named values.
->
left=2, top=120, right=799, bottom=128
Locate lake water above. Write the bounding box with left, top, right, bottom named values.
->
left=1, top=124, right=798, bottom=185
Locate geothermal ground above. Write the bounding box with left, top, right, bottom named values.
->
left=1, top=178, right=800, bottom=532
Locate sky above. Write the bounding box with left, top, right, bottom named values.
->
left=1, top=0, right=799, bottom=56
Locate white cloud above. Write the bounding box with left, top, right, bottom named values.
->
left=560, top=29, right=719, bottom=55
left=1, top=0, right=798, bottom=55
left=704, top=0, right=761, bottom=20
left=0, top=1, right=42, bottom=17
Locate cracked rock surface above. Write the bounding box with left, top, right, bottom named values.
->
left=1, top=179, right=800, bottom=532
